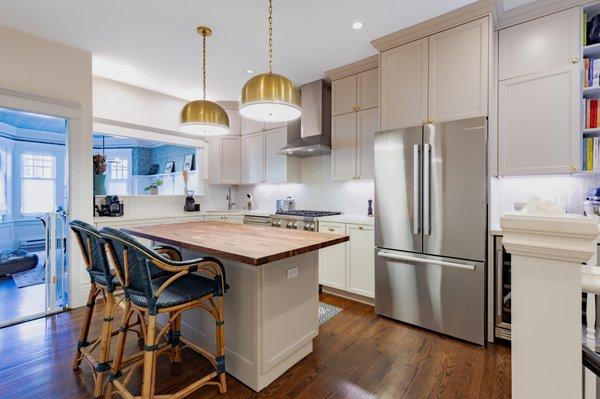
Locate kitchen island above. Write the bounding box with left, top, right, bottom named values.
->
left=122, top=221, right=348, bottom=391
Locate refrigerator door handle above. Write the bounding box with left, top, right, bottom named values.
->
left=377, top=250, right=476, bottom=271
left=423, top=143, right=431, bottom=236
left=413, top=144, right=420, bottom=235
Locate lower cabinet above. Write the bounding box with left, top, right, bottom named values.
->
left=318, top=221, right=374, bottom=299
left=204, top=215, right=244, bottom=224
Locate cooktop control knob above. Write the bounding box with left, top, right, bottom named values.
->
left=293, top=222, right=299, bottom=229
left=276, top=221, right=282, bottom=227
left=287, top=222, right=293, bottom=229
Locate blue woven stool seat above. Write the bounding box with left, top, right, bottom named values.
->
left=129, top=274, right=219, bottom=310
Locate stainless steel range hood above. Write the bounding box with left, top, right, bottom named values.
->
left=278, top=79, right=331, bottom=157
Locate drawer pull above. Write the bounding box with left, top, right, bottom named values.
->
left=328, top=227, right=335, bottom=232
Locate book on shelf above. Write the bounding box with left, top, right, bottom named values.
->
left=584, top=57, right=600, bottom=88
left=582, top=137, right=600, bottom=171
left=585, top=99, right=600, bottom=128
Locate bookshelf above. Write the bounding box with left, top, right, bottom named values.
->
left=581, top=2, right=600, bottom=173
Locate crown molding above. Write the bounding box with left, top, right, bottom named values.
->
left=500, top=213, right=600, bottom=263
left=371, top=0, right=497, bottom=52
left=496, top=0, right=589, bottom=30
left=325, top=55, right=379, bottom=81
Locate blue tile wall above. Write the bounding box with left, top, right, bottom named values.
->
left=132, top=147, right=152, bottom=175
left=148, top=144, right=195, bottom=175
left=0, top=107, right=67, bottom=133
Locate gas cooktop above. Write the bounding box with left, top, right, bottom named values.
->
left=275, top=210, right=342, bottom=218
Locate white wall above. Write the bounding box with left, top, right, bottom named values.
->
left=237, top=155, right=374, bottom=215
left=0, top=24, right=92, bottom=308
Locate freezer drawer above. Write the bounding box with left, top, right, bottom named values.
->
left=375, top=249, right=485, bottom=345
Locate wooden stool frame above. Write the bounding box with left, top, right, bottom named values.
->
left=102, top=233, right=227, bottom=399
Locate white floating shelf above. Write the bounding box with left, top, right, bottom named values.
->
left=584, top=43, right=600, bottom=58
left=583, top=86, right=600, bottom=98
left=583, top=128, right=600, bottom=136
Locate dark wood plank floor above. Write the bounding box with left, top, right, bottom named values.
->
left=0, top=293, right=511, bottom=398
left=0, top=251, right=45, bottom=324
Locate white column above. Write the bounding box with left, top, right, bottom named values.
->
left=501, top=213, right=600, bottom=399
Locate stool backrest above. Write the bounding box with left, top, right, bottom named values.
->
left=99, top=227, right=167, bottom=302
left=69, top=220, right=116, bottom=291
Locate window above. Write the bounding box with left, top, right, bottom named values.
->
left=105, top=149, right=132, bottom=195
left=109, top=158, right=129, bottom=180
left=21, top=153, right=55, bottom=215
left=0, top=147, right=6, bottom=216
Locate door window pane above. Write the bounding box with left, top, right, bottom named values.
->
left=21, top=154, right=55, bottom=214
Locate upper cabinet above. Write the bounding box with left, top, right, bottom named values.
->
left=207, top=136, right=241, bottom=185
left=380, top=17, right=489, bottom=129
left=330, top=66, right=379, bottom=181
left=332, top=69, right=379, bottom=116
left=428, top=17, right=489, bottom=123
left=380, top=38, right=429, bottom=129
left=498, top=8, right=580, bottom=81
left=497, top=7, right=580, bottom=175
left=224, top=108, right=241, bottom=135
left=241, top=127, right=301, bottom=184
left=241, top=116, right=287, bottom=135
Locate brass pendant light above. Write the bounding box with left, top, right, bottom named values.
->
left=180, top=26, right=230, bottom=135
left=239, top=0, right=301, bottom=123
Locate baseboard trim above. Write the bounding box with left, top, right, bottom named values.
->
left=321, top=286, right=375, bottom=306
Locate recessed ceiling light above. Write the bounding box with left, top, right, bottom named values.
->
left=246, top=69, right=254, bottom=74
left=352, top=22, right=364, bottom=30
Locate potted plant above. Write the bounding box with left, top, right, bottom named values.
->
left=93, top=154, right=107, bottom=195
left=144, top=178, right=163, bottom=195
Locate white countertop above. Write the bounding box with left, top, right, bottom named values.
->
left=318, top=214, right=374, bottom=225
left=94, top=210, right=245, bottom=223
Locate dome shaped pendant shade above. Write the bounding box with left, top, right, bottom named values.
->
left=180, top=99, right=230, bottom=135
left=179, top=26, right=230, bottom=136
left=239, top=72, right=301, bottom=123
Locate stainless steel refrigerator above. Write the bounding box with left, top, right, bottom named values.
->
left=374, top=117, right=487, bottom=345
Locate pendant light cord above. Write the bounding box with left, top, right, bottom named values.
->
left=268, top=0, right=273, bottom=74
left=202, top=31, right=207, bottom=100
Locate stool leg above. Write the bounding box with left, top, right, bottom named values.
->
left=106, top=300, right=131, bottom=399
left=169, top=311, right=182, bottom=363
left=72, top=283, right=98, bottom=370
left=142, top=315, right=158, bottom=399
left=94, top=290, right=114, bottom=398
left=215, top=297, right=227, bottom=394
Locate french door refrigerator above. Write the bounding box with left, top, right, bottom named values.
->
left=374, top=117, right=487, bottom=345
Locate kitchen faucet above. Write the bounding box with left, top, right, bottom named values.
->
left=226, top=186, right=235, bottom=210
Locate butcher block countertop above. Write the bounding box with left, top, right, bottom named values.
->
left=122, top=221, right=349, bottom=266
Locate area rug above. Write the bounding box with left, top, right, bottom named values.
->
left=12, top=253, right=45, bottom=288
left=318, top=302, right=342, bottom=326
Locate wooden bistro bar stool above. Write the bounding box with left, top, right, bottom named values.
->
left=69, top=221, right=182, bottom=398
left=100, top=227, right=228, bottom=399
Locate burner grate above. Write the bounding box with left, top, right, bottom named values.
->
left=275, top=210, right=342, bottom=217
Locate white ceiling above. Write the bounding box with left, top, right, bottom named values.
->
left=0, top=0, right=478, bottom=101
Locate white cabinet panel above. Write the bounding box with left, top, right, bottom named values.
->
left=357, top=68, right=379, bottom=110
left=225, top=109, right=241, bottom=135
left=498, top=65, right=579, bottom=175
left=498, top=7, right=580, bottom=81
left=346, top=224, right=374, bottom=298
left=205, top=215, right=244, bottom=224
left=264, top=127, right=287, bottom=184
left=357, top=107, right=378, bottom=180
left=242, top=117, right=265, bottom=135
left=264, top=121, right=287, bottom=130
left=429, top=17, right=488, bottom=123
left=221, top=136, right=241, bottom=184
left=318, top=223, right=346, bottom=290
left=332, top=75, right=357, bottom=116
left=380, top=38, right=429, bottom=129
left=242, top=132, right=264, bottom=184
left=331, top=113, right=357, bottom=181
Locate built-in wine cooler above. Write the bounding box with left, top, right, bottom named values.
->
left=494, top=236, right=511, bottom=341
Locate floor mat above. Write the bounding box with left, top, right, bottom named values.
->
left=12, top=252, right=45, bottom=288
left=319, top=302, right=342, bottom=326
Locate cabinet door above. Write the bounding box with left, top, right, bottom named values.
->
left=357, top=68, right=379, bottom=110
left=498, top=65, right=579, bottom=175
left=241, top=117, right=265, bottom=135
left=221, top=136, right=241, bottom=184
left=347, top=224, right=374, bottom=298
left=498, top=7, right=580, bottom=81
left=356, top=107, right=379, bottom=180
left=242, top=132, right=264, bottom=184
left=331, top=113, right=357, bottom=181
left=264, top=120, right=287, bottom=130
left=429, top=17, right=488, bottom=123
left=264, top=127, right=287, bottom=183
left=332, top=75, right=357, bottom=115
left=225, top=109, right=241, bottom=135
left=318, top=223, right=347, bottom=290
left=380, top=37, right=428, bottom=129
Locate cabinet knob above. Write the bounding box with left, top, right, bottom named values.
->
left=569, top=165, right=577, bottom=172
left=572, top=57, right=579, bottom=64
left=328, top=227, right=335, bottom=232
left=358, top=226, right=364, bottom=230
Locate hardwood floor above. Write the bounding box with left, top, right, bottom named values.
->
left=0, top=293, right=511, bottom=398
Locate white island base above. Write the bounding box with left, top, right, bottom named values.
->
left=175, top=249, right=319, bottom=392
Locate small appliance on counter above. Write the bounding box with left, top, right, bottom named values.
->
left=95, top=195, right=124, bottom=217
left=276, top=196, right=295, bottom=212
left=584, top=188, right=600, bottom=217
left=184, top=190, right=200, bottom=212
left=246, top=194, right=254, bottom=210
